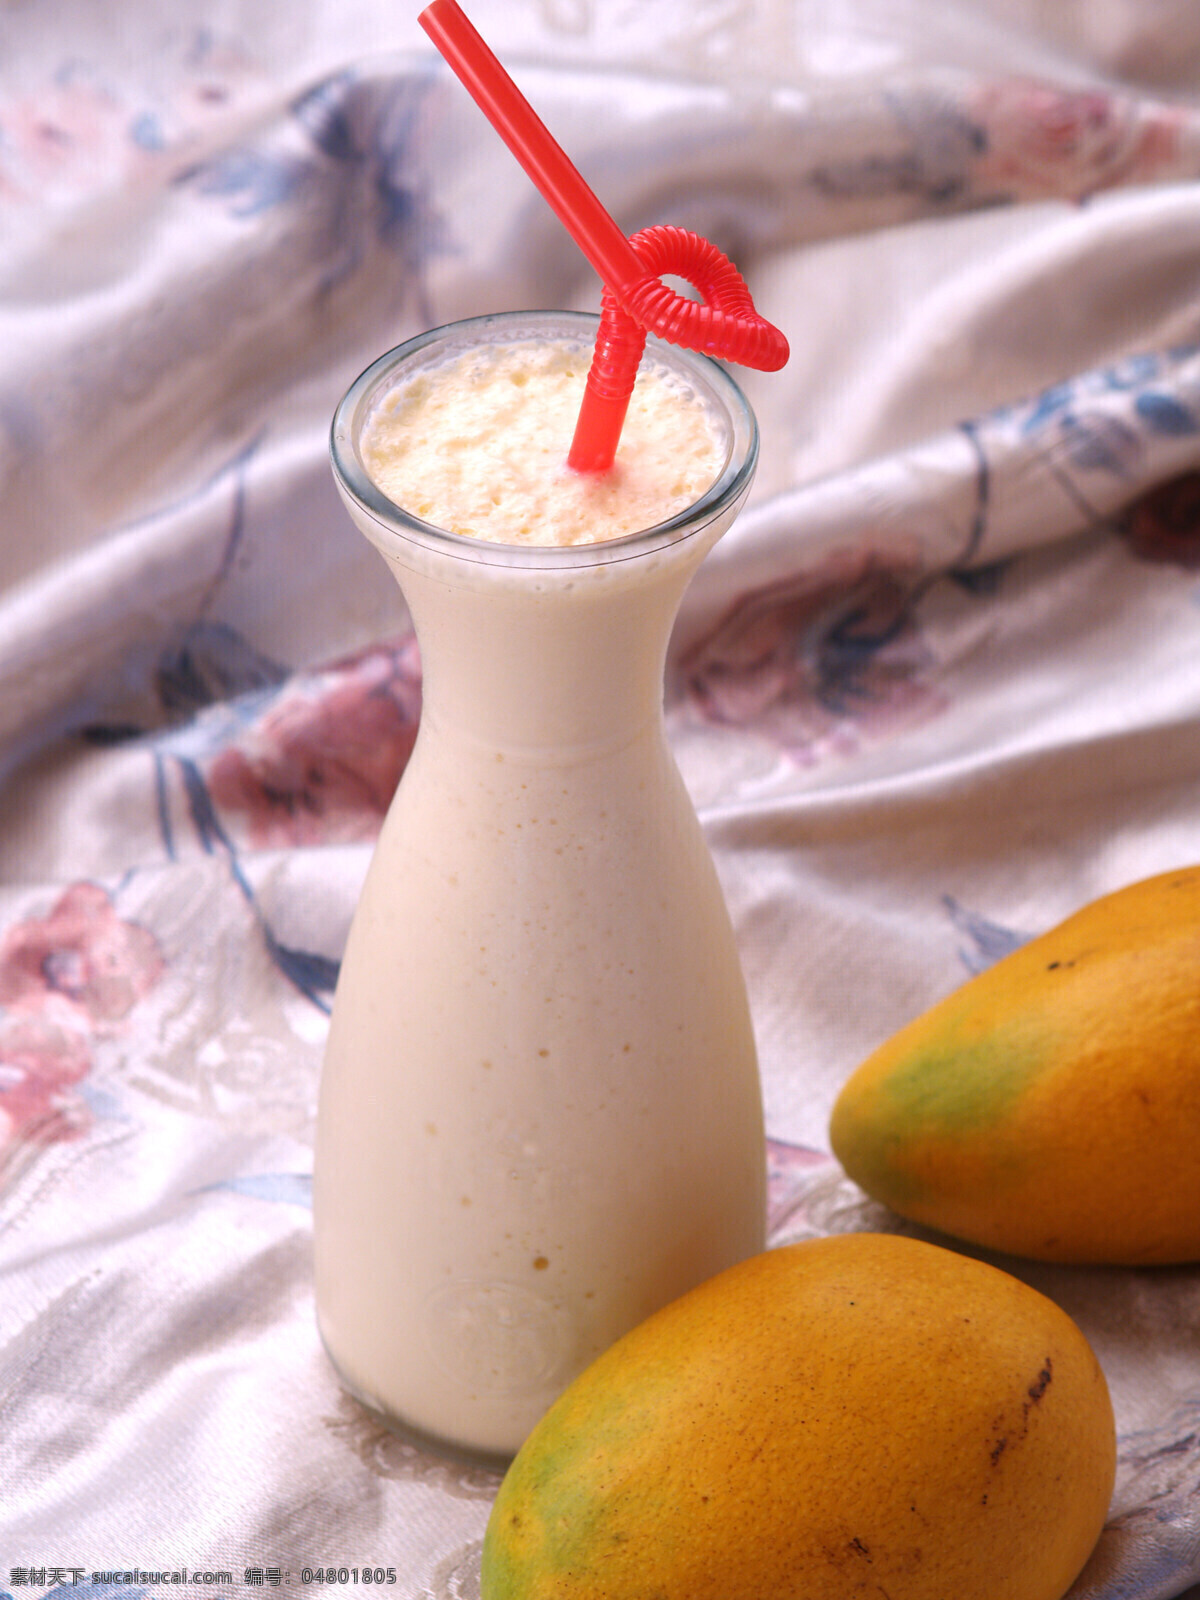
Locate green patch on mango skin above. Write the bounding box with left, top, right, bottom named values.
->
left=482, top=1375, right=662, bottom=1597
left=831, top=1010, right=1054, bottom=1210
left=875, top=1024, right=1048, bottom=1134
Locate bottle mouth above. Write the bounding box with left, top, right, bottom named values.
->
left=329, top=310, right=758, bottom=572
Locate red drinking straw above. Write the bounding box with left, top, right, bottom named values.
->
left=418, top=0, right=788, bottom=473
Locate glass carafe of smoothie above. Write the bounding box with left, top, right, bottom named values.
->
left=315, top=310, right=765, bottom=1462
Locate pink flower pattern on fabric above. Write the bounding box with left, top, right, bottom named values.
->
left=203, top=637, right=423, bottom=848
left=971, top=78, right=1186, bottom=200
left=0, top=80, right=138, bottom=205
left=0, top=43, right=267, bottom=209
left=0, top=883, right=164, bottom=1151
left=677, top=548, right=945, bottom=764
left=0, top=1008, right=92, bottom=1147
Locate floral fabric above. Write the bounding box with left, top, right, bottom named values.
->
left=2, top=2, right=1200, bottom=1597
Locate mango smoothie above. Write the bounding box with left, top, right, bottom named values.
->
left=314, top=311, right=766, bottom=1460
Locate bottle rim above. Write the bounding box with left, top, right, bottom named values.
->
left=329, top=309, right=759, bottom=571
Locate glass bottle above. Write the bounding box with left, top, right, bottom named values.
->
left=314, top=311, right=765, bottom=1462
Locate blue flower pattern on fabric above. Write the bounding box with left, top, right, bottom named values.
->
left=942, top=894, right=1030, bottom=975
left=1134, top=391, right=1199, bottom=437
left=184, top=146, right=301, bottom=216
left=200, top=1173, right=313, bottom=1207
left=291, top=66, right=443, bottom=251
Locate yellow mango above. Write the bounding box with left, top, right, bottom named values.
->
left=830, top=864, right=1200, bottom=1263
left=480, top=1233, right=1115, bottom=1600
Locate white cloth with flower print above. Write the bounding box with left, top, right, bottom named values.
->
left=2, top=2, right=1200, bottom=1597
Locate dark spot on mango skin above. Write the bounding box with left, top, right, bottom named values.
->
left=987, top=1359, right=1053, bottom=1470
left=1026, top=1361, right=1052, bottom=1410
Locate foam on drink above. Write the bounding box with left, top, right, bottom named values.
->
left=359, top=339, right=725, bottom=545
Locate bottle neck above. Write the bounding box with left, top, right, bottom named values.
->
left=392, top=541, right=708, bottom=754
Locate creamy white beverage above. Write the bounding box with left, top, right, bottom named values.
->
left=315, top=312, right=765, bottom=1461
left=360, top=339, right=723, bottom=544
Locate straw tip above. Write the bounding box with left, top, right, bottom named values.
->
left=764, top=327, right=791, bottom=371
left=418, top=0, right=461, bottom=43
